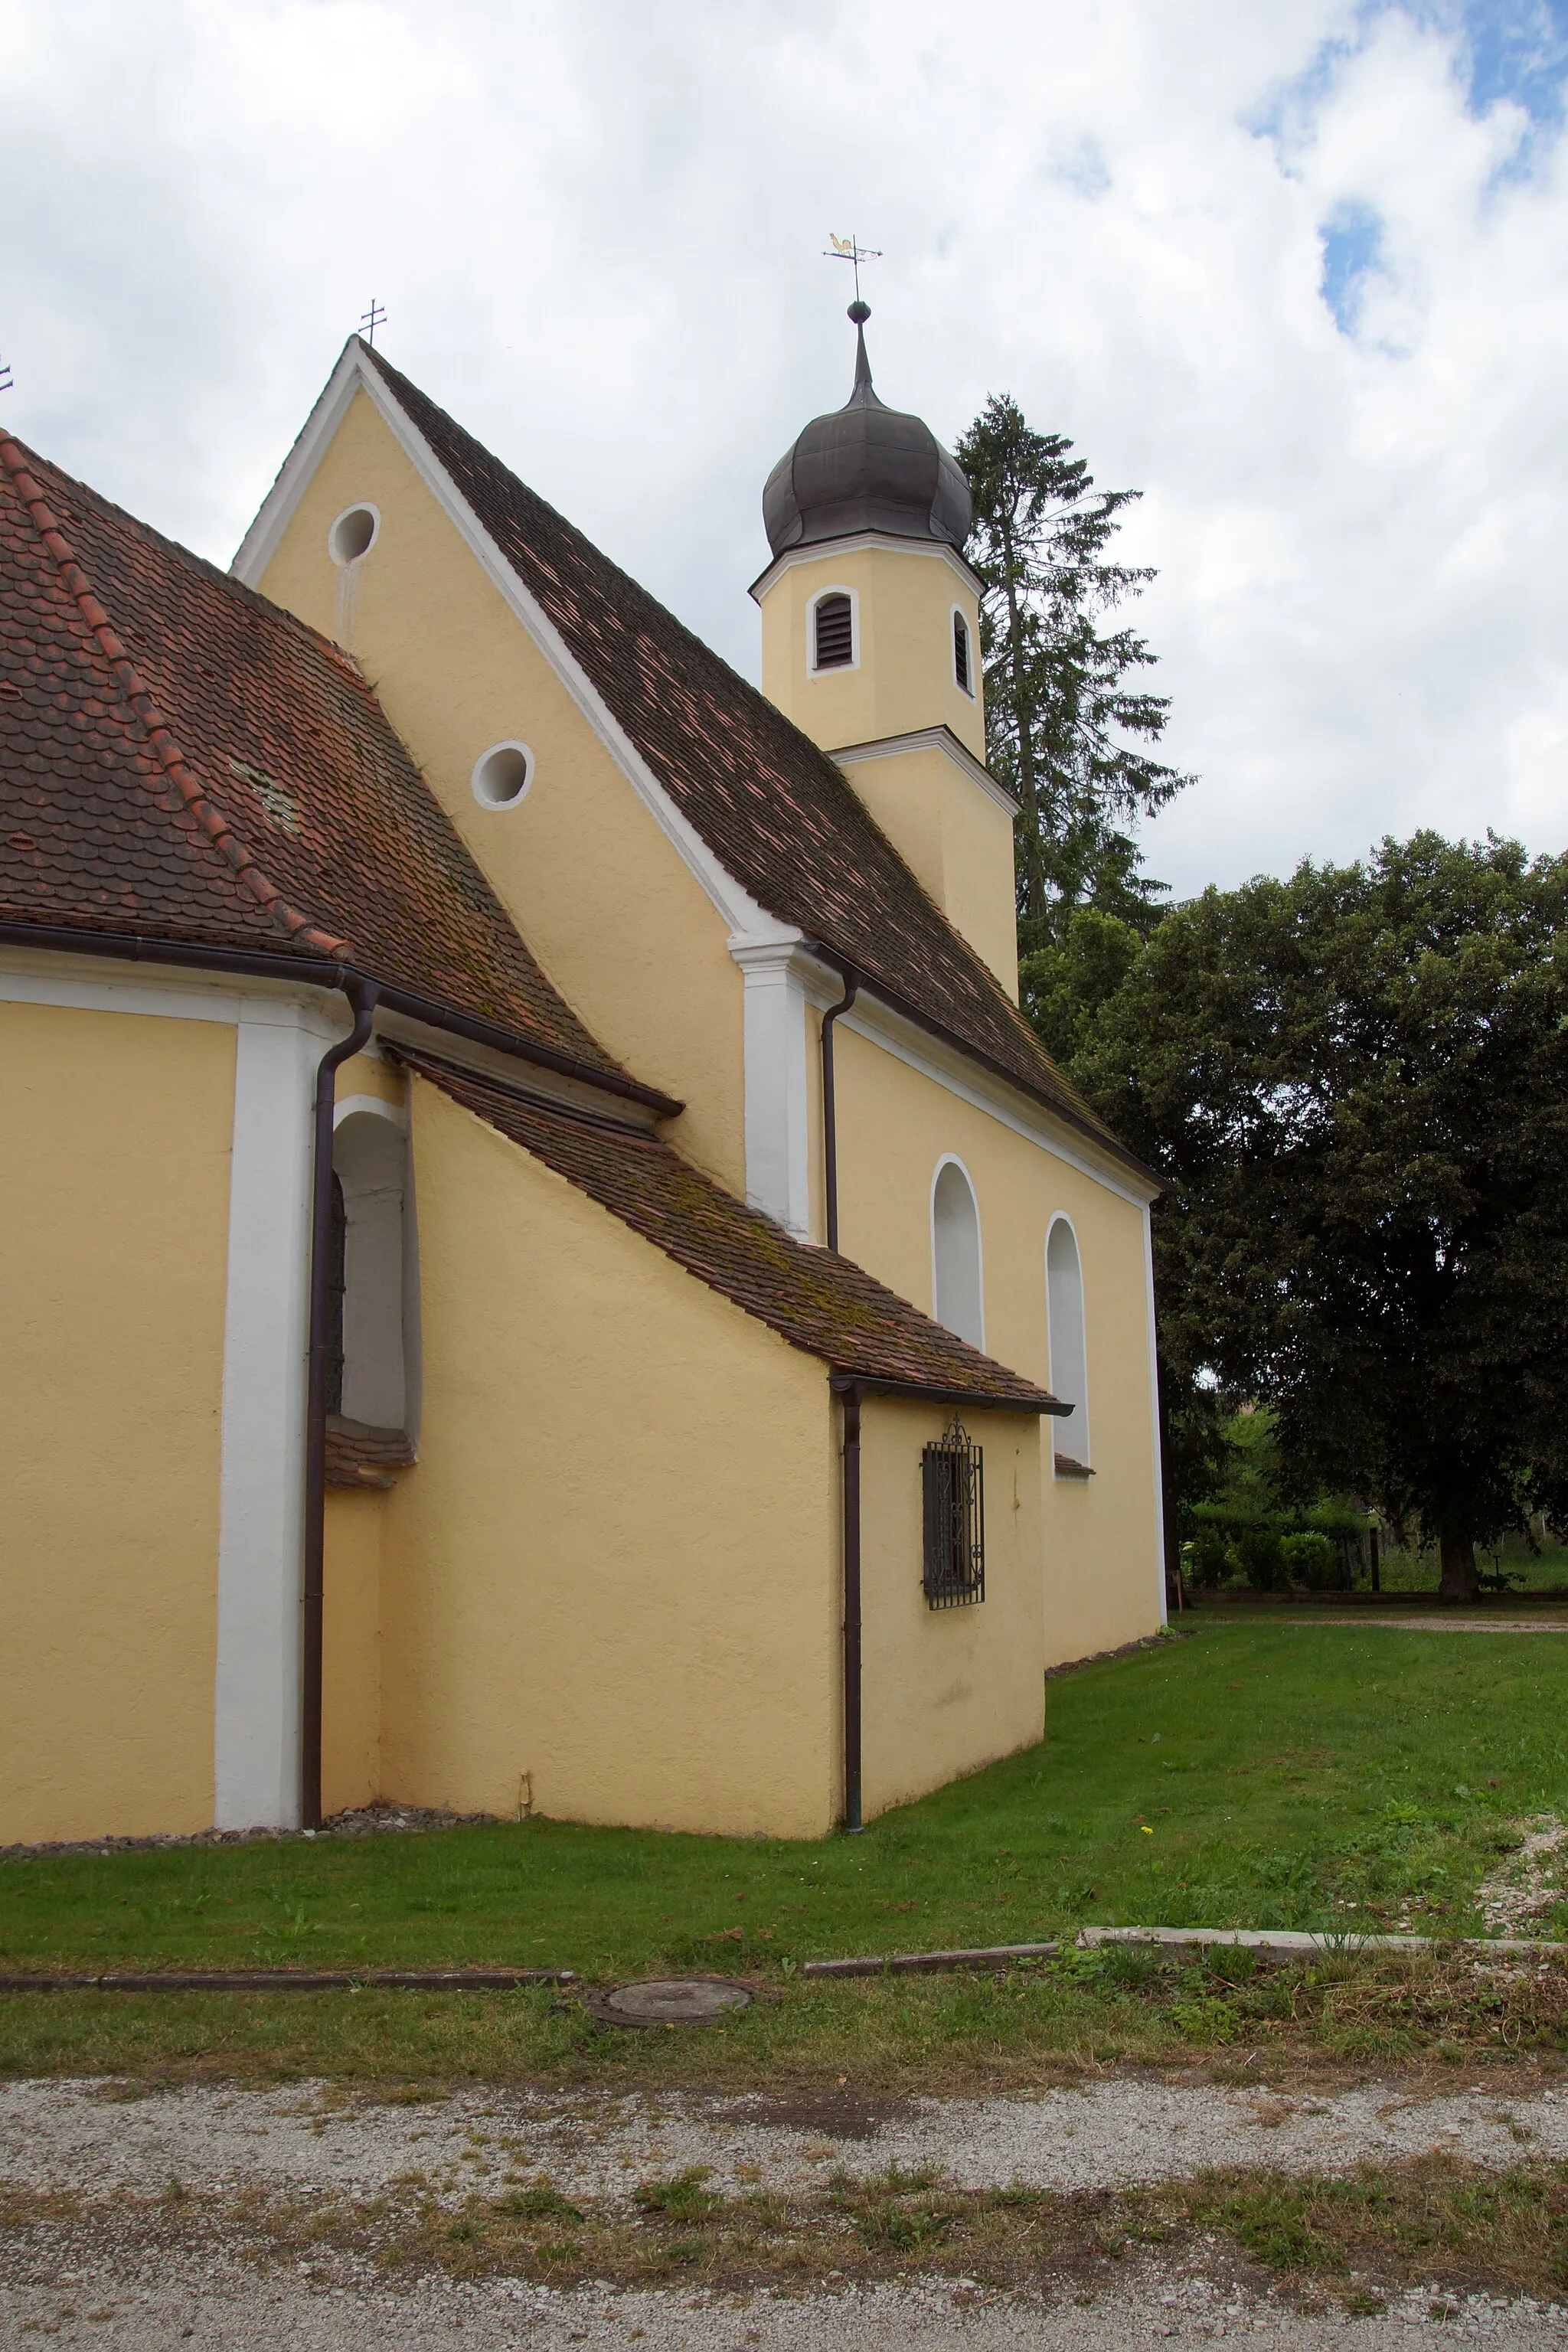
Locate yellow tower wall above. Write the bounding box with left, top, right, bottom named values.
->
left=322, top=1488, right=384, bottom=1818
left=377, top=1078, right=841, bottom=1840
left=254, top=390, right=747, bottom=1197
left=0, top=998, right=234, bottom=1843
left=756, top=541, right=1017, bottom=993
left=828, top=1019, right=1163, bottom=1664
left=758, top=541, right=985, bottom=760
left=859, top=1397, right=1046, bottom=1820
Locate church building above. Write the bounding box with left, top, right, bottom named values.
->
left=0, top=311, right=1165, bottom=1846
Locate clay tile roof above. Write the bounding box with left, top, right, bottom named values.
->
left=0, top=433, right=626, bottom=1076
left=360, top=346, right=1122, bottom=1150
left=403, top=1047, right=1060, bottom=1413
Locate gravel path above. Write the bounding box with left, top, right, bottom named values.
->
left=4, top=2076, right=1567, bottom=2204
left=5, top=2077, right=1568, bottom=2349
left=2, top=2249, right=1566, bottom=2349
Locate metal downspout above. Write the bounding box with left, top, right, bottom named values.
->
left=840, top=1382, right=864, bottom=1833
left=301, top=978, right=380, bottom=1830
left=820, top=969, right=859, bottom=1254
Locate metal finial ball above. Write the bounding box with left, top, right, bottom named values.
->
left=848, top=299, right=871, bottom=325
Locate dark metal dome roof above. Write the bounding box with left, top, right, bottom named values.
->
left=763, top=307, right=974, bottom=560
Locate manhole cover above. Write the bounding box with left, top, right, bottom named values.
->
left=596, top=1976, right=754, bottom=2026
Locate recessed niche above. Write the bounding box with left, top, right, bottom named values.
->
left=470, top=740, right=534, bottom=810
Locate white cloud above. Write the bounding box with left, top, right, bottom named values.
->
left=1, top=0, right=1563, bottom=898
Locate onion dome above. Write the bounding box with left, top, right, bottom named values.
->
left=763, top=303, right=973, bottom=558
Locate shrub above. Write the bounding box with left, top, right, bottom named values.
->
left=1185, top=1526, right=1234, bottom=1589
left=1236, top=1524, right=1287, bottom=1591
left=1283, top=1530, right=1338, bottom=1589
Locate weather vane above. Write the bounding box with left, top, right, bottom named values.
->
left=822, top=233, right=882, bottom=307
left=359, top=299, right=387, bottom=348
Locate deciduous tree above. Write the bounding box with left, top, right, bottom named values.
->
left=1073, top=832, right=1568, bottom=1601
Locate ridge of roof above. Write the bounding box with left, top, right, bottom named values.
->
left=403, top=1047, right=1059, bottom=1413
left=0, top=435, right=636, bottom=1083
left=1, top=435, right=351, bottom=958
left=354, top=345, right=1126, bottom=1156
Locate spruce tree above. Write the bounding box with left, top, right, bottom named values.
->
left=957, top=394, right=1192, bottom=952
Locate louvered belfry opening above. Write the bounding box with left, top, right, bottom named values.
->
left=813, top=592, right=854, bottom=669
left=953, top=609, right=971, bottom=694
left=922, top=1418, right=985, bottom=1608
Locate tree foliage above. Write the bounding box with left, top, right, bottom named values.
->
left=957, top=393, right=1192, bottom=948
left=1070, top=832, right=1568, bottom=1600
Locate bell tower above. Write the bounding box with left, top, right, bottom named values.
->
left=751, top=305, right=1018, bottom=998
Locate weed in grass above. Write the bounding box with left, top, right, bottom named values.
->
left=634, top=2166, right=723, bottom=2222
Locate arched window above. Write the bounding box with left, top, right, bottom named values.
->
left=952, top=608, right=973, bottom=696
left=331, top=1106, right=417, bottom=1435
left=812, top=590, right=855, bottom=671
left=1046, top=1216, right=1090, bottom=1475
left=931, top=1158, right=985, bottom=1351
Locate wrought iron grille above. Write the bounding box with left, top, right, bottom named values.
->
left=953, top=609, right=971, bottom=694
left=922, top=1419, right=985, bottom=1608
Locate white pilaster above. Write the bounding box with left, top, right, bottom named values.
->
left=728, top=924, right=815, bottom=1240
left=214, top=998, right=334, bottom=1828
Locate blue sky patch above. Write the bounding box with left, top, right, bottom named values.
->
left=1319, top=198, right=1387, bottom=332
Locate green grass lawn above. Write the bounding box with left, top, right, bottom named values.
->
left=5, top=1624, right=1567, bottom=1978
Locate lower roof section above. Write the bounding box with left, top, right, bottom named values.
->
left=399, top=1048, right=1060, bottom=1413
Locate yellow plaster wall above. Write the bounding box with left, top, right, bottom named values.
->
left=831, top=1023, right=1164, bottom=1664
left=836, top=742, right=1018, bottom=998
left=255, top=390, right=746, bottom=1192
left=322, top=1489, right=383, bottom=1817
left=859, top=1398, right=1045, bottom=1819
left=376, top=1079, right=841, bottom=1838
left=759, top=543, right=985, bottom=760
left=0, top=1000, right=234, bottom=1842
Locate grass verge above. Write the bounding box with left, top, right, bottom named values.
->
left=2, top=1947, right=1565, bottom=2095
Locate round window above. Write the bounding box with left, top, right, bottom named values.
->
left=470, top=741, right=534, bottom=810
left=328, top=505, right=379, bottom=565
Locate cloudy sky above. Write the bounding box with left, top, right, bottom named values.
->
left=3, top=0, right=1565, bottom=901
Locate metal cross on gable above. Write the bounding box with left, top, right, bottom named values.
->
left=822, top=233, right=882, bottom=305
left=359, top=299, right=387, bottom=348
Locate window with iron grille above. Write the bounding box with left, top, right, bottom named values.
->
left=952, top=609, right=972, bottom=694
left=813, top=592, right=854, bottom=669
left=922, top=1418, right=985, bottom=1607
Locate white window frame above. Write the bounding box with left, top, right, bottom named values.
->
left=929, top=1152, right=985, bottom=1353
left=1046, top=1211, right=1091, bottom=1475
left=327, top=501, right=381, bottom=566
left=808, top=583, right=860, bottom=676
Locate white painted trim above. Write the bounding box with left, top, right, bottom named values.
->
left=231, top=343, right=772, bottom=940
left=727, top=923, right=813, bottom=1237
left=831, top=725, right=1019, bottom=818
left=1045, top=1212, right=1091, bottom=1476
left=1143, top=1203, right=1169, bottom=1627
left=470, top=739, right=535, bottom=811
left=334, top=1093, right=406, bottom=1132
left=832, top=987, right=1158, bottom=1207
left=0, top=951, right=250, bottom=1027
left=950, top=604, right=977, bottom=701
left=929, top=1152, right=986, bottom=1352
left=807, top=583, right=860, bottom=677
left=328, top=500, right=381, bottom=566
left=214, top=997, right=341, bottom=1830
left=750, top=529, right=984, bottom=604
